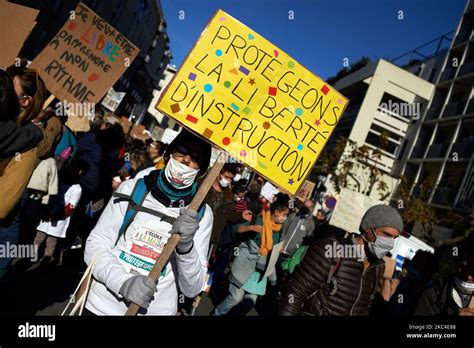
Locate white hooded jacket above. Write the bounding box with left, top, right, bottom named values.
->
left=84, top=176, right=213, bottom=315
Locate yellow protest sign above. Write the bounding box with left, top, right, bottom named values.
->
left=157, top=9, right=348, bottom=194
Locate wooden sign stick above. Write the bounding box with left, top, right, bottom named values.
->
left=125, top=151, right=227, bottom=316
left=43, top=94, right=55, bottom=109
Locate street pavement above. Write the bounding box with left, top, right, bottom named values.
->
left=0, top=249, right=264, bottom=316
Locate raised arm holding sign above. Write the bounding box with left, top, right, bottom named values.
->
left=77, top=9, right=348, bottom=316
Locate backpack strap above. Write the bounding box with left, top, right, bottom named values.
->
left=306, top=238, right=346, bottom=301
left=113, top=178, right=176, bottom=245
left=326, top=257, right=342, bottom=296
left=112, top=178, right=207, bottom=246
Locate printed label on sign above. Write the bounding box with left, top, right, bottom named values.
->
left=130, top=225, right=169, bottom=259
left=118, top=219, right=173, bottom=274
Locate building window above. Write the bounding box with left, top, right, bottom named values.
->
left=428, top=68, right=437, bottom=82
left=370, top=123, right=403, bottom=142
left=365, top=132, right=400, bottom=156
left=378, top=92, right=413, bottom=122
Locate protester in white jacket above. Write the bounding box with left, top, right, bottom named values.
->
left=84, top=130, right=213, bottom=315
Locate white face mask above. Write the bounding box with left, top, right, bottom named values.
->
left=233, top=174, right=242, bottom=182
left=164, top=157, right=199, bottom=189
left=456, top=277, right=474, bottom=294
left=460, top=281, right=474, bottom=293
left=362, top=229, right=395, bottom=259
left=275, top=215, right=287, bottom=224
left=219, top=175, right=230, bottom=188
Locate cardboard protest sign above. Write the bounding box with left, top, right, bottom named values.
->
left=66, top=114, right=91, bottom=132
left=260, top=181, right=279, bottom=202
left=391, top=235, right=434, bottom=271
left=31, top=2, right=139, bottom=105
left=156, top=9, right=348, bottom=195
left=296, top=180, right=316, bottom=201
left=382, top=256, right=397, bottom=279
left=329, top=188, right=383, bottom=233
left=102, top=87, right=126, bottom=112
left=0, top=2, right=38, bottom=68
left=263, top=241, right=284, bottom=278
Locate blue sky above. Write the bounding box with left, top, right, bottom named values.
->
left=160, top=0, right=466, bottom=79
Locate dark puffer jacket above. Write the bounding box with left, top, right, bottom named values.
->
left=279, top=235, right=385, bottom=316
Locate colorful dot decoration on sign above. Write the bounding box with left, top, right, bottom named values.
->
left=297, top=144, right=303, bottom=151
left=224, top=81, right=231, bottom=88
left=248, top=78, right=256, bottom=86
left=288, top=61, right=295, bottom=69
left=170, top=103, right=180, bottom=113
left=239, top=66, right=250, bottom=75
left=268, top=87, right=277, bottom=96
left=229, top=68, right=238, bottom=75
left=295, top=108, right=303, bottom=116
left=222, top=137, right=231, bottom=146
left=263, top=122, right=271, bottom=130
left=230, top=103, right=239, bottom=111
left=243, top=106, right=251, bottom=115
left=338, top=98, right=343, bottom=104
left=315, top=119, right=321, bottom=126
left=219, top=16, right=226, bottom=22
left=204, top=84, right=213, bottom=92
left=257, top=161, right=268, bottom=169
left=240, top=150, right=247, bottom=157
left=203, top=128, right=213, bottom=139
left=215, top=49, right=223, bottom=57
left=68, top=21, right=76, bottom=31
left=274, top=50, right=279, bottom=58
left=186, top=114, right=198, bottom=124
left=248, top=33, right=255, bottom=40
left=188, top=72, right=196, bottom=81
left=321, top=85, right=330, bottom=95
left=288, top=178, right=294, bottom=185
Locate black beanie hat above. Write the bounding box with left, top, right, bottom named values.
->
left=165, top=128, right=212, bottom=176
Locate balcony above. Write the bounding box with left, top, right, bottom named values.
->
left=431, top=186, right=457, bottom=206
left=467, top=99, right=474, bottom=114
left=411, top=145, right=427, bottom=159
left=457, top=61, right=474, bottom=78
left=451, top=141, right=473, bottom=158
left=442, top=100, right=467, bottom=118
left=453, top=29, right=472, bottom=46
left=457, top=192, right=473, bottom=210
left=426, top=143, right=448, bottom=158
left=439, top=67, right=457, bottom=82
left=467, top=1, right=474, bottom=13
left=425, top=106, right=441, bottom=120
